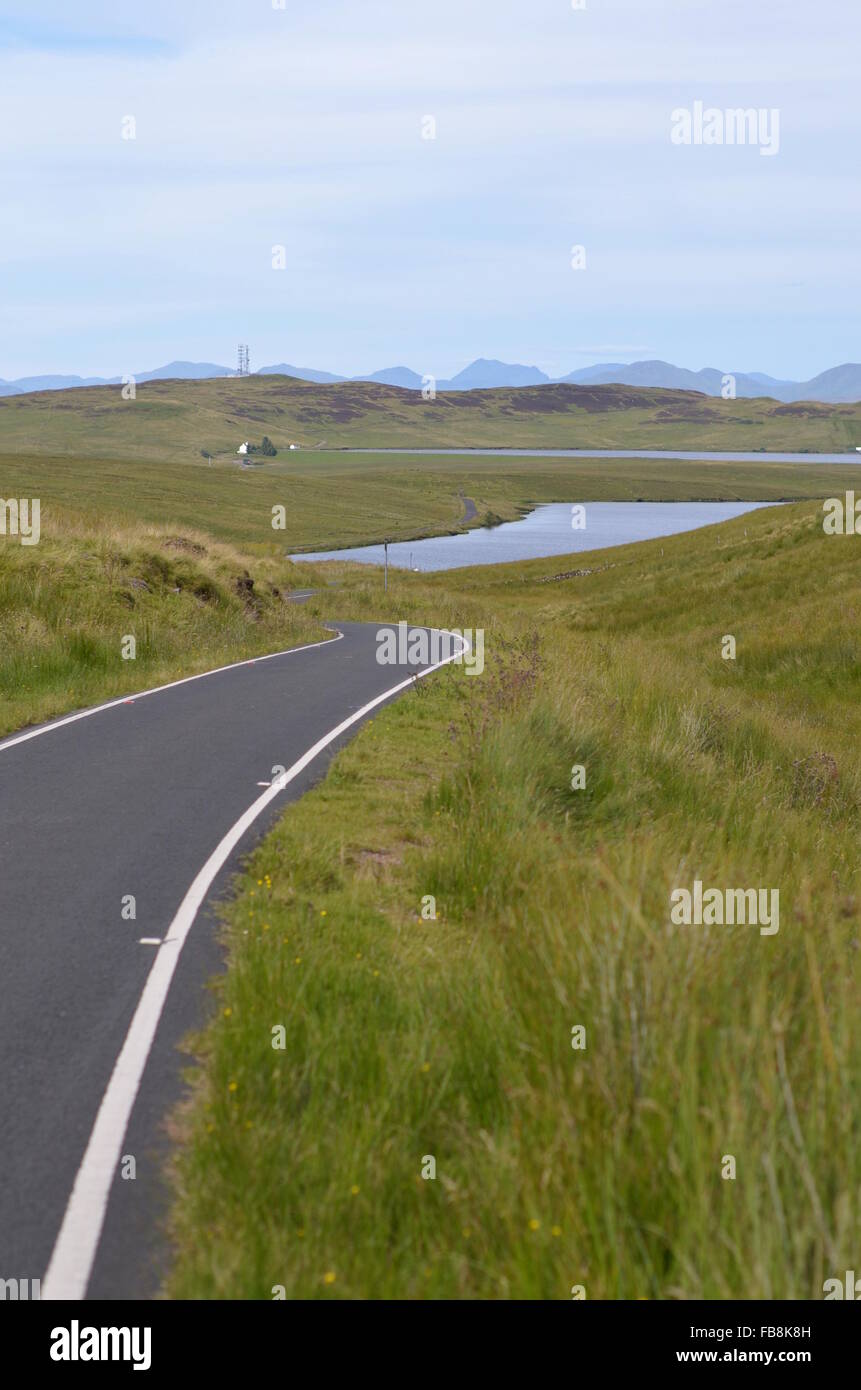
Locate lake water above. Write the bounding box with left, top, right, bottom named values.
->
left=291, top=500, right=775, bottom=573
left=342, top=448, right=861, bottom=463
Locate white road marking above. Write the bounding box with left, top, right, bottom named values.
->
left=41, top=630, right=469, bottom=1300
left=0, top=631, right=343, bottom=756
left=138, top=939, right=162, bottom=946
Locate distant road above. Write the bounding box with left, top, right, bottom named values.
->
left=0, top=623, right=462, bottom=1301
left=340, top=448, right=861, bottom=464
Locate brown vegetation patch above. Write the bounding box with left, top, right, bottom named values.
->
left=164, top=537, right=206, bottom=555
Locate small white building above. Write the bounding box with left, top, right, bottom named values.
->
left=237, top=441, right=250, bottom=455
left=288, top=443, right=300, bottom=451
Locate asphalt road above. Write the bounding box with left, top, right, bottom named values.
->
left=0, top=622, right=457, bottom=1300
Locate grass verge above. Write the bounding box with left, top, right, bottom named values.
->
left=0, top=505, right=323, bottom=737
left=167, top=500, right=861, bottom=1299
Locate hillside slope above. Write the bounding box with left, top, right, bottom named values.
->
left=0, top=506, right=322, bottom=736
left=167, top=499, right=861, bottom=1298
left=1, top=374, right=859, bottom=460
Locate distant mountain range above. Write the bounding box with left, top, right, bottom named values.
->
left=554, top=360, right=861, bottom=403
left=2, top=357, right=860, bottom=403
left=0, top=361, right=234, bottom=396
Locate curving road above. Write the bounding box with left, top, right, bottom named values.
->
left=0, top=622, right=461, bottom=1300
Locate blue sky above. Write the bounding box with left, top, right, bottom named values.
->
left=0, top=0, right=857, bottom=381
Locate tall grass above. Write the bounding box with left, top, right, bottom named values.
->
left=167, top=501, right=861, bottom=1299
left=0, top=505, right=323, bottom=735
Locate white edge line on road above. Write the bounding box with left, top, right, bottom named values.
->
left=0, top=631, right=343, bottom=756
left=41, top=628, right=469, bottom=1300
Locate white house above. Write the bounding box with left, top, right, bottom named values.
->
left=237, top=441, right=250, bottom=455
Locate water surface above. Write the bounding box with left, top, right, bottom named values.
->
left=292, top=500, right=774, bottom=573
left=341, top=448, right=860, bottom=463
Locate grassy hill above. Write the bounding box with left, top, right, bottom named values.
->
left=1, top=373, right=860, bottom=460
left=4, top=448, right=858, bottom=735
left=3, top=449, right=861, bottom=558
left=0, top=504, right=322, bottom=737
left=3, top=417, right=856, bottom=1295
left=166, top=499, right=861, bottom=1299
left=2, top=383, right=860, bottom=1300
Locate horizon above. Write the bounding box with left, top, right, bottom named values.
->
left=3, top=352, right=860, bottom=390
left=1, top=0, right=858, bottom=382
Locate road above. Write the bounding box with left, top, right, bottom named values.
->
left=0, top=622, right=461, bottom=1300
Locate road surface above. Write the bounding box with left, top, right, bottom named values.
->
left=0, top=622, right=461, bottom=1300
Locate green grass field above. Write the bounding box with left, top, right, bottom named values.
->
left=3, top=449, right=861, bottom=556
left=0, top=505, right=323, bottom=737
left=1, top=372, right=860, bottom=461
left=2, top=423, right=859, bottom=1300
left=164, top=499, right=861, bottom=1300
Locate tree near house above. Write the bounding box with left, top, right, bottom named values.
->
left=247, top=436, right=278, bottom=457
